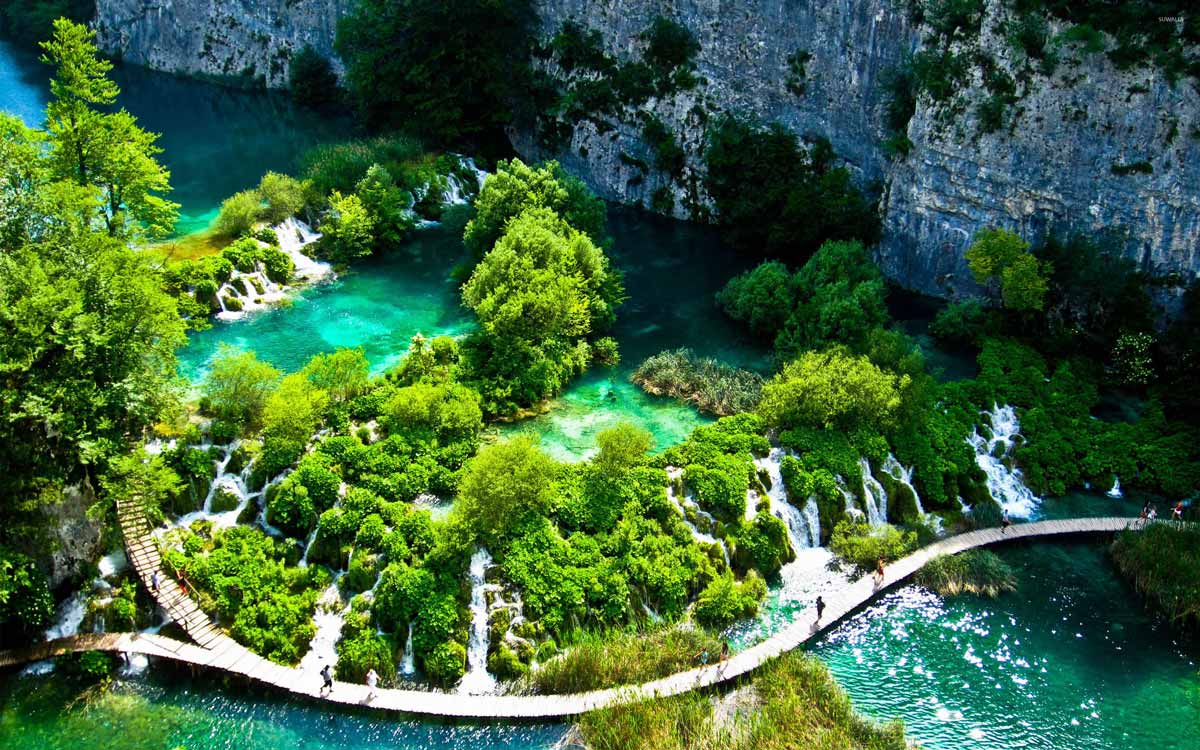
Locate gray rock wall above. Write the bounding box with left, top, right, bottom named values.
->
left=95, top=0, right=350, bottom=87
left=91, top=0, right=1200, bottom=296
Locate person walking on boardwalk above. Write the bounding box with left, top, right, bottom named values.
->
left=873, top=558, right=885, bottom=588
left=320, top=664, right=334, bottom=695
left=815, top=595, right=826, bottom=623
left=365, top=668, right=379, bottom=700
left=1172, top=501, right=1184, bottom=521
left=150, top=571, right=159, bottom=593
left=1001, top=510, right=1011, bottom=533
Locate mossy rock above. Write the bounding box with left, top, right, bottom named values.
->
left=237, top=497, right=260, bottom=525
left=210, top=486, right=242, bottom=514
left=487, top=643, right=528, bottom=681
left=536, top=640, right=557, bottom=662
left=222, top=294, right=244, bottom=312
left=250, top=276, right=266, bottom=295
left=514, top=638, right=536, bottom=664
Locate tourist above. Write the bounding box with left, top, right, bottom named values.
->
left=1148, top=506, right=1158, bottom=520
left=720, top=641, right=730, bottom=663
left=1140, top=501, right=1151, bottom=520
left=320, top=663, right=334, bottom=695
left=1001, top=510, right=1011, bottom=533
left=816, top=595, right=826, bottom=623
left=365, top=668, right=379, bottom=700
left=150, top=571, right=159, bottom=593
left=874, top=559, right=885, bottom=588
left=1172, top=502, right=1184, bottom=521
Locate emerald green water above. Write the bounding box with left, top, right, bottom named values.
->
left=812, top=541, right=1200, bottom=750
left=0, top=671, right=564, bottom=750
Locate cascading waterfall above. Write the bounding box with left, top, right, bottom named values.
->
left=298, top=579, right=349, bottom=678
left=859, top=457, right=888, bottom=526
left=882, top=453, right=926, bottom=516
left=274, top=218, right=331, bottom=282
left=753, top=448, right=819, bottom=549
left=22, top=591, right=89, bottom=675
left=966, top=404, right=1041, bottom=517
left=173, top=442, right=256, bottom=530
left=459, top=548, right=499, bottom=695
left=665, top=468, right=730, bottom=565
left=400, top=622, right=416, bottom=676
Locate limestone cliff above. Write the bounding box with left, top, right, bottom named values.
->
left=91, top=0, right=1200, bottom=296
left=95, top=0, right=350, bottom=87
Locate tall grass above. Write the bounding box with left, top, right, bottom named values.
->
left=632, top=348, right=764, bottom=416
left=299, top=133, right=430, bottom=195
left=916, top=549, right=1016, bottom=598
left=1111, top=522, right=1200, bottom=631
left=522, top=625, right=722, bottom=694
left=578, top=651, right=907, bottom=750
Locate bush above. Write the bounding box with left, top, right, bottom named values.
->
left=423, top=639, right=467, bottom=683
left=916, top=549, right=1016, bottom=597
left=631, top=348, right=764, bottom=416
left=758, top=347, right=907, bottom=433
left=715, top=260, right=796, bottom=340
left=829, top=519, right=917, bottom=573
left=524, top=626, right=722, bottom=694
left=930, top=299, right=993, bottom=348
left=257, top=172, right=307, bottom=224
left=214, top=190, right=263, bottom=238
left=693, top=571, right=767, bottom=628
left=317, top=190, right=375, bottom=264
left=1111, top=522, right=1200, bottom=632
left=288, top=45, right=339, bottom=109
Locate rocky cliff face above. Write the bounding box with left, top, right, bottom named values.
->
left=92, top=0, right=1200, bottom=296
left=95, top=0, right=350, bottom=87
left=44, top=483, right=103, bottom=587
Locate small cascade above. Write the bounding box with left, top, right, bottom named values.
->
left=400, top=622, right=416, bottom=676
left=753, top=448, right=819, bottom=549
left=838, top=480, right=864, bottom=522
left=173, top=442, right=256, bottom=530
left=882, top=453, right=926, bottom=516
left=1107, top=477, right=1123, bottom=498
left=966, top=404, right=1041, bottom=518
left=23, top=591, right=89, bottom=675
left=274, top=217, right=332, bottom=282
left=98, top=549, right=129, bottom=579
left=459, top=548, right=499, bottom=695
left=665, top=468, right=730, bottom=565
left=859, top=458, right=888, bottom=526
left=298, top=580, right=348, bottom=678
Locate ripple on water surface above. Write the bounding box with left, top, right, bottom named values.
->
left=812, top=542, right=1200, bottom=750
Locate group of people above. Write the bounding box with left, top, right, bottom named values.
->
left=1140, top=500, right=1186, bottom=521
left=318, top=664, right=379, bottom=700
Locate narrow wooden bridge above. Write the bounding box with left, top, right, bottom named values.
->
left=1, top=510, right=1150, bottom=718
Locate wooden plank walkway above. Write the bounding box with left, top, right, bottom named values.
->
left=2, top=509, right=1155, bottom=718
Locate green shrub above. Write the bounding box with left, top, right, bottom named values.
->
left=423, top=639, right=467, bottom=683
left=829, top=519, right=917, bottom=573
left=214, top=190, right=263, bottom=238
left=631, top=348, right=764, bottom=416
left=693, top=571, right=767, bottom=628
left=1111, top=523, right=1200, bottom=631
left=288, top=45, right=339, bottom=109
left=917, top=549, right=1016, bottom=597
left=257, top=172, right=307, bottom=224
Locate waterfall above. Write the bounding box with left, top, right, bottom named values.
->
left=172, top=442, right=257, bottom=531
left=98, top=549, right=129, bottom=579
left=753, top=448, right=819, bottom=549
left=274, top=217, right=332, bottom=281
left=1107, top=477, right=1123, bottom=498
left=859, top=457, right=888, bottom=526
left=298, top=581, right=348, bottom=678
left=882, top=453, right=926, bottom=515
left=665, top=468, right=730, bottom=565
left=839, top=480, right=864, bottom=522
left=23, top=591, right=90, bottom=675
left=459, top=548, right=499, bottom=695
left=400, top=622, right=416, bottom=676
left=966, top=404, right=1041, bottom=518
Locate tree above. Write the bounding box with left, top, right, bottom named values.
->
left=715, top=260, right=796, bottom=340
left=288, top=45, right=339, bottom=110
left=354, top=164, right=415, bottom=249
left=594, top=422, right=652, bottom=477
left=40, top=20, right=179, bottom=239
left=301, top=348, right=370, bottom=402
left=257, top=172, right=307, bottom=224
left=200, top=347, right=282, bottom=433
left=758, top=348, right=908, bottom=432
left=335, top=0, right=535, bottom=143
left=463, top=158, right=608, bottom=257
left=965, top=227, right=1049, bottom=312
left=318, top=190, right=374, bottom=264
left=454, top=437, right=558, bottom=543
left=262, top=373, right=329, bottom=445
left=0, top=546, right=54, bottom=638
left=776, top=239, right=888, bottom=356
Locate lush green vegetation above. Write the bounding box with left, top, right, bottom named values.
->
left=0, top=0, right=92, bottom=47
left=917, top=550, right=1017, bottom=597
left=632, top=349, right=764, bottom=416
left=523, top=625, right=722, bottom=694
left=829, top=520, right=918, bottom=573
left=0, top=21, right=190, bottom=637
left=287, top=45, right=339, bottom=110
left=578, top=651, right=907, bottom=750
left=335, top=0, right=535, bottom=146
left=1111, top=523, right=1200, bottom=632
left=704, top=116, right=878, bottom=265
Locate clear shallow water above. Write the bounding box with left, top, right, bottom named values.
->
left=811, top=541, right=1200, bottom=750
left=0, top=39, right=347, bottom=235
left=0, top=671, right=565, bottom=750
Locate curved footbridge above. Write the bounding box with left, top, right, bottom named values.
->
left=1, top=512, right=1152, bottom=718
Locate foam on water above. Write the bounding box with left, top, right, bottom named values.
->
left=966, top=405, right=1041, bottom=518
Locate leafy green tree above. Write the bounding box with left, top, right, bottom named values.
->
left=214, top=189, right=263, bottom=238
left=1110, top=332, right=1155, bottom=387
left=965, top=227, right=1049, bottom=312
left=383, top=381, right=484, bottom=443
left=463, top=158, right=608, bottom=257
left=336, top=0, right=534, bottom=143
left=301, top=348, right=370, bottom=402
left=0, top=546, right=54, bottom=638
left=354, top=164, right=415, bottom=249
left=454, top=437, right=558, bottom=543
left=776, top=239, right=888, bottom=357
left=594, top=422, right=652, bottom=477
left=715, top=260, right=796, bottom=339
left=257, top=172, right=307, bottom=224
left=758, top=347, right=908, bottom=432
left=693, top=571, right=766, bottom=628
left=40, top=20, right=179, bottom=239
left=288, top=45, right=340, bottom=110
left=318, top=190, right=375, bottom=264
left=929, top=299, right=993, bottom=348
left=200, top=347, right=282, bottom=433
left=262, top=373, right=328, bottom=445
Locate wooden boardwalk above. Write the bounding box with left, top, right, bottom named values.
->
left=1, top=510, right=1152, bottom=718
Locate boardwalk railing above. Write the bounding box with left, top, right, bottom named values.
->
left=3, top=512, right=1152, bottom=718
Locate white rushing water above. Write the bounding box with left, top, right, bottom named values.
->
left=275, top=217, right=332, bottom=281
left=459, top=548, right=499, bottom=695
left=173, top=442, right=257, bottom=530
left=881, top=453, right=926, bottom=516
left=665, top=467, right=730, bottom=565
left=298, top=581, right=348, bottom=678
left=212, top=219, right=331, bottom=321
left=754, top=448, right=820, bottom=549
left=966, top=404, right=1041, bottom=518
left=23, top=591, right=90, bottom=675
left=859, top=457, right=888, bottom=526
left=400, top=622, right=416, bottom=676
left=1107, top=477, right=1123, bottom=498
